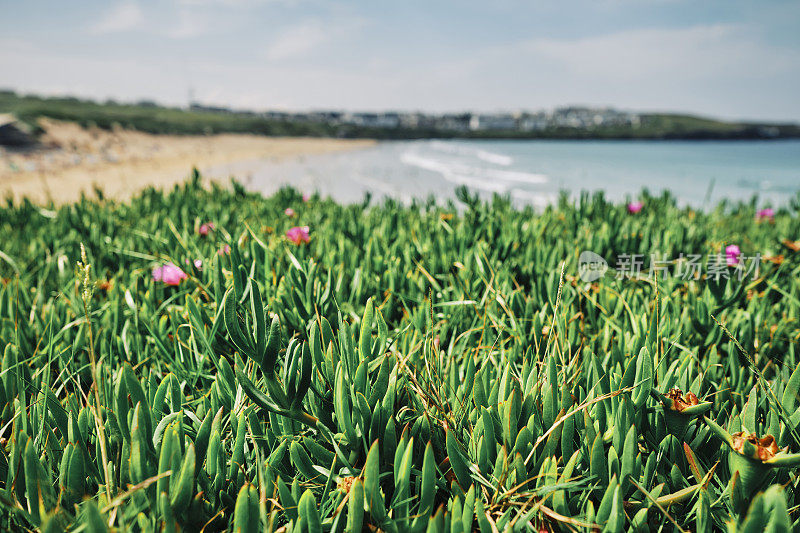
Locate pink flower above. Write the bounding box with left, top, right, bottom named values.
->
left=726, top=244, right=741, bottom=267
left=284, top=207, right=296, bottom=217
left=756, top=208, right=775, bottom=221
left=198, top=222, right=215, bottom=236
left=627, top=201, right=643, bottom=214
left=302, top=193, right=310, bottom=203
left=152, top=263, right=187, bottom=286
left=185, top=258, right=203, bottom=269
left=218, top=244, right=231, bottom=255
left=286, top=226, right=310, bottom=245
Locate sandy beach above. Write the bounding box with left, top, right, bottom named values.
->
left=0, top=119, right=375, bottom=204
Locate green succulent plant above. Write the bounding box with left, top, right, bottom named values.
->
left=0, top=178, right=799, bottom=531
left=651, top=388, right=714, bottom=438
left=706, top=416, right=800, bottom=500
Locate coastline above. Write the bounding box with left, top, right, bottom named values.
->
left=0, top=119, right=375, bottom=205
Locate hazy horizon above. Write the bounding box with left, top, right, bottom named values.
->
left=9, top=87, right=800, bottom=126
left=3, top=0, right=799, bottom=123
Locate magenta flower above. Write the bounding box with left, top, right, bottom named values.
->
left=152, top=263, right=187, bottom=286
left=756, top=208, right=775, bottom=222
left=185, top=258, right=203, bottom=269
left=726, top=245, right=742, bottom=267
left=284, top=207, right=296, bottom=217
left=218, top=244, right=231, bottom=255
left=627, top=201, right=643, bottom=214
left=286, top=225, right=310, bottom=245
left=198, top=222, right=215, bottom=236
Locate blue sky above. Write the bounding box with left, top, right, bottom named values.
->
left=2, top=0, right=799, bottom=121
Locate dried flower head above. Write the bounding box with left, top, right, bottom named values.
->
left=337, top=476, right=356, bottom=494
left=658, top=388, right=713, bottom=437
left=731, top=432, right=781, bottom=462
left=783, top=239, right=800, bottom=252
left=665, top=388, right=700, bottom=412
left=705, top=416, right=800, bottom=469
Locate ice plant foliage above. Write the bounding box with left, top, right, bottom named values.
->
left=706, top=416, right=800, bottom=505
left=152, top=262, right=187, bottom=285
left=1, top=181, right=799, bottom=532
left=286, top=225, right=310, bottom=245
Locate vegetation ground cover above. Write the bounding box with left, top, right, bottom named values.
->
left=3, top=91, right=799, bottom=140
left=1, top=176, right=800, bottom=531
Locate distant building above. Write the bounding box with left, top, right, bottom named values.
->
left=398, top=113, right=421, bottom=129
left=346, top=112, right=401, bottom=128
left=307, top=111, right=344, bottom=123
left=172, top=102, right=642, bottom=134
left=519, top=112, right=549, bottom=131
left=469, top=114, right=517, bottom=131
left=437, top=114, right=472, bottom=132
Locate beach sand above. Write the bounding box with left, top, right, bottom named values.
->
left=0, top=119, right=375, bottom=204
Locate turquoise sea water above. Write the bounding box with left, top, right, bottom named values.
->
left=239, top=139, right=800, bottom=208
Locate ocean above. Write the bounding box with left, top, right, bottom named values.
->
left=221, top=139, right=800, bottom=208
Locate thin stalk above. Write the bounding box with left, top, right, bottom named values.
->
left=78, top=244, right=114, bottom=516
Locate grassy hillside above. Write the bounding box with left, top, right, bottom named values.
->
left=0, top=92, right=337, bottom=137
left=1, top=177, right=800, bottom=530
left=2, top=91, right=798, bottom=140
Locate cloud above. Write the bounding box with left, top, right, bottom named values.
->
left=0, top=38, right=190, bottom=106
left=90, top=1, right=144, bottom=34
left=166, top=9, right=212, bottom=39
left=176, top=0, right=297, bottom=5
left=264, top=18, right=366, bottom=61
left=91, top=2, right=217, bottom=40
left=516, top=24, right=791, bottom=81
left=424, top=23, right=800, bottom=118
left=265, top=20, right=328, bottom=61
left=3, top=13, right=799, bottom=121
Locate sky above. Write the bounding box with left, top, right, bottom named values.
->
left=2, top=0, right=799, bottom=122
